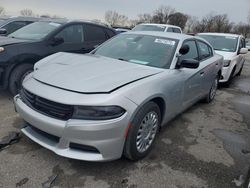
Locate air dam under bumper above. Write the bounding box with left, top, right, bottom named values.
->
left=14, top=95, right=130, bottom=161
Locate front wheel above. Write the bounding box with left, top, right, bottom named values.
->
left=8, top=64, right=33, bottom=95
left=204, top=75, right=219, bottom=103
left=123, top=101, right=161, bottom=160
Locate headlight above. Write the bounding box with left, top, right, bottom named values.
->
left=0, top=47, right=4, bottom=53
left=72, top=106, right=126, bottom=120
left=223, top=60, right=231, bottom=67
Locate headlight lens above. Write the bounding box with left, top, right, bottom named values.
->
left=0, top=47, right=5, bottom=53
left=72, top=106, right=126, bottom=120
left=223, top=60, right=231, bottom=67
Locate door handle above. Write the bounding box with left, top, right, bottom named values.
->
left=200, top=72, right=205, bottom=76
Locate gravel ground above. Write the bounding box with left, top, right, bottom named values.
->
left=0, top=53, right=250, bottom=188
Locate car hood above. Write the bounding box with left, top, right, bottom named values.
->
left=0, top=36, right=29, bottom=46
left=215, top=50, right=236, bottom=60
left=33, top=53, right=163, bottom=93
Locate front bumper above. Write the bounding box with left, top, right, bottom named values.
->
left=220, top=66, right=231, bottom=83
left=14, top=95, right=131, bottom=161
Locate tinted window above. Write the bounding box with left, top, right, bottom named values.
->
left=197, top=41, right=212, bottom=60
left=179, top=41, right=199, bottom=61
left=84, top=24, right=106, bottom=42
left=132, top=25, right=166, bottom=32
left=3, top=21, right=32, bottom=34
left=167, top=27, right=174, bottom=32
left=94, top=34, right=178, bottom=69
left=55, top=24, right=84, bottom=43
left=173, top=28, right=181, bottom=33
left=105, top=29, right=116, bottom=38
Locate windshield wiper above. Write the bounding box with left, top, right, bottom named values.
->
left=118, top=58, right=129, bottom=62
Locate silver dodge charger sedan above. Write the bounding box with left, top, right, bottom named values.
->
left=14, top=31, right=223, bottom=161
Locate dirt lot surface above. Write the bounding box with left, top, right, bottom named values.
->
left=0, top=53, right=250, bottom=188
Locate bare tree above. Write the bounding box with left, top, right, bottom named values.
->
left=168, top=12, right=188, bottom=29
left=234, top=23, right=250, bottom=38
left=105, top=11, right=128, bottom=26
left=137, top=14, right=152, bottom=24
left=151, top=5, right=175, bottom=24
left=0, top=6, right=5, bottom=15
left=20, top=9, right=34, bottom=16
left=185, top=16, right=199, bottom=33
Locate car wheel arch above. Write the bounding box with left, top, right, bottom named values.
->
left=129, top=95, right=166, bottom=126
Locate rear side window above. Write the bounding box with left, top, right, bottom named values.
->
left=3, top=21, right=33, bottom=34
left=105, top=29, right=116, bottom=38
left=84, top=24, right=107, bottom=42
left=179, top=40, right=199, bottom=61
left=173, top=28, right=181, bottom=33
left=197, top=41, right=212, bottom=60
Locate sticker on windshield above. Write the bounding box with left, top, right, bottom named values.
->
left=129, top=59, right=149, bottom=65
left=154, top=39, right=175, bottom=46
left=49, top=22, right=61, bottom=27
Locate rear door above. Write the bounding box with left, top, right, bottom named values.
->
left=196, top=40, right=217, bottom=95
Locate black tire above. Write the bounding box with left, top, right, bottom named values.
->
left=8, top=64, right=33, bottom=95
left=123, top=101, right=161, bottom=161
left=204, top=75, right=219, bottom=103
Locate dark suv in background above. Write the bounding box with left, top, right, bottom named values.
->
left=0, top=19, right=116, bottom=95
left=0, top=16, right=39, bottom=36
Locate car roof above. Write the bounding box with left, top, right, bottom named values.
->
left=124, top=31, right=195, bottom=41
left=198, top=32, right=241, bottom=38
left=137, top=23, right=182, bottom=29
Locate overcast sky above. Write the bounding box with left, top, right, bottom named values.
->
left=1, top=0, right=250, bottom=23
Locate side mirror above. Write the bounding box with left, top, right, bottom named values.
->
left=0, top=28, right=7, bottom=35
left=50, top=37, right=64, bottom=46
left=239, top=48, right=248, bottom=54
left=179, top=44, right=190, bottom=55
left=179, top=59, right=200, bottom=69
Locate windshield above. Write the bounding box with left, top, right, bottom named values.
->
left=132, top=25, right=166, bottom=32
left=198, top=35, right=238, bottom=52
left=0, top=19, right=6, bottom=25
left=94, top=34, right=178, bottom=69
left=8, top=22, right=61, bottom=40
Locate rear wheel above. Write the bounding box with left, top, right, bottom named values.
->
left=8, top=64, right=33, bottom=95
left=123, top=101, right=161, bottom=160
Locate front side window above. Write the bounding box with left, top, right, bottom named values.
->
left=94, top=34, right=178, bottom=69
left=198, top=34, right=238, bottom=52
left=173, top=28, right=181, bottom=33
left=197, top=41, right=212, bottom=60
left=55, top=24, right=84, bottom=43
left=9, top=22, right=61, bottom=40
left=179, top=40, right=199, bottom=61
left=167, top=27, right=174, bottom=32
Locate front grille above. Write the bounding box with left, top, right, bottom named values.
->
left=20, top=89, right=74, bottom=120
left=29, top=124, right=60, bottom=143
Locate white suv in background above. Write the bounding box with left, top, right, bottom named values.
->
left=132, top=23, right=182, bottom=33
left=246, top=38, right=250, bottom=51
left=198, top=33, right=248, bottom=86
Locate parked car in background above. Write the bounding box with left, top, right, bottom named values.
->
left=0, top=16, right=39, bottom=36
left=197, top=33, right=248, bottom=86
left=132, top=23, right=182, bottom=33
left=246, top=38, right=250, bottom=51
left=14, top=32, right=223, bottom=161
left=0, top=19, right=116, bottom=95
